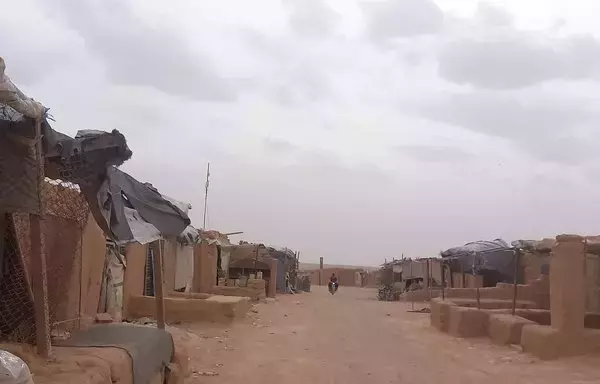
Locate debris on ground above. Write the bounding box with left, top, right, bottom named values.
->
left=193, top=370, right=219, bottom=377
left=407, top=307, right=431, bottom=313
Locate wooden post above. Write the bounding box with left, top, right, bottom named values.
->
left=30, top=118, right=51, bottom=357
left=512, top=248, right=520, bottom=316
left=426, top=259, right=431, bottom=301
left=441, top=264, right=446, bottom=300
left=153, top=240, right=166, bottom=329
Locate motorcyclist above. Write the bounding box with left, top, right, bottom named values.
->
left=328, top=273, right=338, bottom=291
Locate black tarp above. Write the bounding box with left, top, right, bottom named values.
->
left=441, top=239, right=515, bottom=284
left=0, top=105, right=190, bottom=243
left=88, top=166, right=190, bottom=242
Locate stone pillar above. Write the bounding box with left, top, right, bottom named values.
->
left=319, top=257, right=323, bottom=286
left=550, top=235, right=586, bottom=335
left=192, top=241, right=218, bottom=293
left=267, top=258, right=277, bottom=298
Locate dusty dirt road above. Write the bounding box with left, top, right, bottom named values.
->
left=178, top=286, right=600, bottom=384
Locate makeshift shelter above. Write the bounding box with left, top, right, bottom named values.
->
left=0, top=57, right=189, bottom=362
left=441, top=239, right=516, bottom=287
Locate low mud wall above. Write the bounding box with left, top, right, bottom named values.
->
left=127, top=295, right=251, bottom=324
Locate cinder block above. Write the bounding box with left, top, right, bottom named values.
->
left=488, top=314, right=535, bottom=345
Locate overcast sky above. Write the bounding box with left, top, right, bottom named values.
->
left=4, top=0, right=600, bottom=265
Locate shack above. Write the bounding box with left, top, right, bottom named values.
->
left=0, top=56, right=191, bottom=384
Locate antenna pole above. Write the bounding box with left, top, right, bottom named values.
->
left=203, top=162, right=210, bottom=229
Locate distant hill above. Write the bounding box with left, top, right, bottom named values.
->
left=299, top=262, right=379, bottom=272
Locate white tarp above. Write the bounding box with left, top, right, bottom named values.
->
left=0, top=57, right=45, bottom=118
left=174, top=244, right=194, bottom=291
left=119, top=207, right=162, bottom=245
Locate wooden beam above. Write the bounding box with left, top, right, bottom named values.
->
left=153, top=240, right=166, bottom=329
left=30, top=118, right=51, bottom=357
left=0, top=213, right=6, bottom=269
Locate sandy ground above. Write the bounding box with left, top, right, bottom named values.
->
left=178, top=286, right=600, bottom=384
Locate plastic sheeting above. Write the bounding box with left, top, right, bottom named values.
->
left=177, top=225, right=200, bottom=245
left=0, top=350, right=34, bottom=384
left=441, top=239, right=515, bottom=283
left=121, top=207, right=162, bottom=245
left=90, top=167, right=190, bottom=244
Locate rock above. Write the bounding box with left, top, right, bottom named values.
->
left=95, top=313, right=114, bottom=324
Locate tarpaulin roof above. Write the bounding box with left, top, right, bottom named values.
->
left=89, top=166, right=190, bottom=243
left=441, top=239, right=515, bottom=282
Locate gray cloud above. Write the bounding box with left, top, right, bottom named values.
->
left=241, top=30, right=332, bottom=105
left=286, top=0, right=340, bottom=38
left=395, top=144, right=473, bottom=163
left=362, top=0, right=444, bottom=40
left=438, top=35, right=600, bottom=89
left=44, top=0, right=234, bottom=101
left=475, top=2, right=514, bottom=27
left=421, top=92, right=599, bottom=164
left=263, top=137, right=299, bottom=154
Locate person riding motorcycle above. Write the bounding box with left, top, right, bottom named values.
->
left=328, top=273, right=338, bottom=292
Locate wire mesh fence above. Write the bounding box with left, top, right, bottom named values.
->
left=0, top=178, right=90, bottom=344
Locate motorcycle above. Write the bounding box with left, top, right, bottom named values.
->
left=329, top=282, right=338, bottom=295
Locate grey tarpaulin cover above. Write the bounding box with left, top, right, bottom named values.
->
left=89, top=166, right=190, bottom=243
left=440, top=239, right=515, bottom=283
left=56, top=323, right=174, bottom=384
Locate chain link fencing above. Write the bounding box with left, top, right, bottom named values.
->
left=0, top=178, right=91, bottom=343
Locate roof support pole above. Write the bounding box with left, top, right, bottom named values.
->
left=31, top=118, right=51, bottom=357
left=153, top=240, right=166, bottom=329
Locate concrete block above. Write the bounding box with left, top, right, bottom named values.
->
left=448, top=306, right=488, bottom=338
left=488, top=314, right=535, bottom=345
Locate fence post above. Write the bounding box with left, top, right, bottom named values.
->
left=30, top=118, right=51, bottom=357
left=441, top=264, right=446, bottom=300
left=511, top=248, right=520, bottom=316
